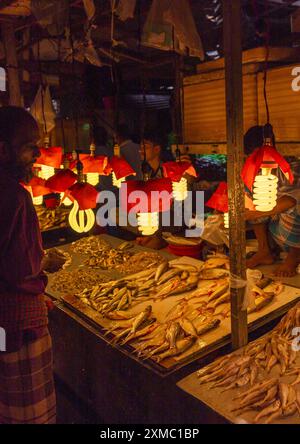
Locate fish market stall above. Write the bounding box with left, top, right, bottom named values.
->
left=177, top=302, right=300, bottom=424
left=45, top=232, right=300, bottom=422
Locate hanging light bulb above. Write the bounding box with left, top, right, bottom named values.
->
left=223, top=212, right=229, bottom=229
left=67, top=157, right=97, bottom=233
left=61, top=193, right=73, bottom=207
left=137, top=212, right=159, bottom=236
left=253, top=169, right=278, bottom=211
left=242, top=123, right=293, bottom=214
left=172, top=177, right=188, bottom=201
left=86, top=142, right=100, bottom=186
left=112, top=172, right=125, bottom=188
left=68, top=200, right=95, bottom=233
left=32, top=194, right=43, bottom=206
left=40, top=165, right=55, bottom=180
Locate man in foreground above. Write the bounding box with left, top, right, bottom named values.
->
left=0, top=106, right=56, bottom=424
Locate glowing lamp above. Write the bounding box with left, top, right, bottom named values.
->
left=137, top=212, right=159, bottom=236
left=241, top=125, right=293, bottom=213
left=162, top=161, right=197, bottom=201
left=206, top=182, right=229, bottom=229
left=46, top=169, right=77, bottom=207
left=79, top=149, right=108, bottom=186
left=27, top=176, right=52, bottom=207
left=35, top=146, right=63, bottom=180
left=67, top=164, right=98, bottom=234
left=68, top=200, right=95, bottom=233
left=120, top=178, right=173, bottom=236
left=108, top=143, right=136, bottom=188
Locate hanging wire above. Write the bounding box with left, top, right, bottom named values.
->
left=263, top=0, right=271, bottom=125
left=37, top=40, right=48, bottom=137
left=68, top=7, right=80, bottom=152
left=57, top=36, right=66, bottom=151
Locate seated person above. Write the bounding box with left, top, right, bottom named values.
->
left=244, top=125, right=300, bottom=277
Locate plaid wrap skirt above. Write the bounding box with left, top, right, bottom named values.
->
left=0, top=329, right=56, bottom=424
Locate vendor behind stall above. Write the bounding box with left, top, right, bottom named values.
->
left=244, top=125, right=300, bottom=277
left=0, top=106, right=56, bottom=424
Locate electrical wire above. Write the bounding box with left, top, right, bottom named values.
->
left=263, top=0, right=271, bottom=125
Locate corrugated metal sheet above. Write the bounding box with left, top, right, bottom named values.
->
left=183, top=74, right=258, bottom=143
left=257, top=65, right=300, bottom=142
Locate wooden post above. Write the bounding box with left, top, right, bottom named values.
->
left=223, top=0, right=248, bottom=349
left=2, top=22, right=22, bottom=106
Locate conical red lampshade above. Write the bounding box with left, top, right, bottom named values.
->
left=46, top=169, right=77, bottom=192
left=241, top=145, right=294, bottom=191
left=206, top=182, right=228, bottom=213
left=162, top=161, right=197, bottom=182
left=120, top=178, right=173, bottom=213
left=79, top=154, right=108, bottom=174
left=35, top=146, right=63, bottom=168
left=109, top=156, right=135, bottom=180
left=27, top=176, right=52, bottom=197
left=68, top=182, right=99, bottom=210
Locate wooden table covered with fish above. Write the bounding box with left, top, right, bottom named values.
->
left=46, top=234, right=300, bottom=423
left=177, top=303, right=300, bottom=424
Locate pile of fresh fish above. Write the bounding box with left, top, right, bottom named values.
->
left=71, top=235, right=111, bottom=254
left=82, top=241, right=133, bottom=269
left=105, top=309, right=218, bottom=365
left=196, top=302, right=300, bottom=423
left=75, top=261, right=202, bottom=313
left=232, top=379, right=300, bottom=423
left=115, top=251, right=165, bottom=275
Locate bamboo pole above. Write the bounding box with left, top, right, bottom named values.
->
left=223, top=0, right=248, bottom=349
left=2, top=21, right=22, bottom=106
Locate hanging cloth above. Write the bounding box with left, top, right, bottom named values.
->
left=30, top=85, right=56, bottom=134
left=142, top=0, right=204, bottom=59
left=115, top=0, right=137, bottom=21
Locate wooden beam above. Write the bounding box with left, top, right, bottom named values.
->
left=2, top=21, right=22, bottom=106
left=223, top=0, right=248, bottom=350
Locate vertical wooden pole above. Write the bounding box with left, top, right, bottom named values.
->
left=223, top=0, right=248, bottom=349
left=2, top=22, right=22, bottom=106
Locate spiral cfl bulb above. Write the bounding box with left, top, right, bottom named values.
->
left=172, top=177, right=188, bottom=201
left=87, top=173, right=99, bottom=186
left=68, top=200, right=95, bottom=233
left=223, top=212, right=229, bottom=229
left=112, top=172, right=125, bottom=189
left=253, top=168, right=278, bottom=212
left=40, top=165, right=55, bottom=180
left=60, top=193, right=73, bottom=207
left=32, top=195, right=43, bottom=206
left=137, top=212, right=159, bottom=236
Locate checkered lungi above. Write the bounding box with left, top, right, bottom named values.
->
left=0, top=329, right=56, bottom=424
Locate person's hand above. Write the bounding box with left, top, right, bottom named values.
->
left=244, top=209, right=262, bottom=221
left=136, top=235, right=167, bottom=250
left=42, top=248, right=70, bottom=273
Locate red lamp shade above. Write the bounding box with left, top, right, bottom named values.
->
left=44, top=195, right=60, bottom=209
left=68, top=183, right=98, bottom=210
left=162, top=161, right=197, bottom=182
left=241, top=145, right=294, bottom=191
left=120, top=178, right=173, bottom=213
left=79, top=154, right=108, bottom=174
left=109, top=156, right=135, bottom=180
left=206, top=182, right=228, bottom=213
left=35, top=146, right=63, bottom=168
left=46, top=169, right=77, bottom=192
left=27, top=176, right=52, bottom=197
